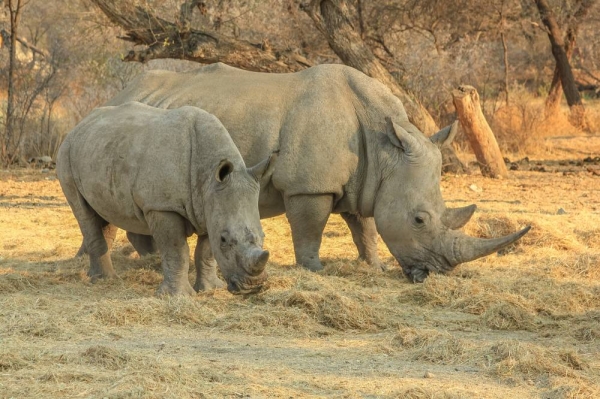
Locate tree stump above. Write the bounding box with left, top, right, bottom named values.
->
left=452, top=85, right=508, bottom=178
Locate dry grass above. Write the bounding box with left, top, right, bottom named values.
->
left=481, top=302, right=539, bottom=331
left=81, top=345, right=131, bottom=370
left=483, top=94, right=599, bottom=157
left=388, top=328, right=594, bottom=387
left=392, top=327, right=470, bottom=365
left=2, top=133, right=600, bottom=398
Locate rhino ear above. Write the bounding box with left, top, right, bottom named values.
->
left=247, top=151, right=278, bottom=183
left=384, top=117, right=421, bottom=154
left=215, top=159, right=234, bottom=183
left=430, top=121, right=459, bottom=148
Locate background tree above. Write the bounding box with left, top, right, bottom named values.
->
left=1, top=0, right=135, bottom=165
left=533, top=0, right=591, bottom=130
left=543, top=0, right=596, bottom=116
left=1, top=0, right=598, bottom=168
left=2, top=0, right=29, bottom=165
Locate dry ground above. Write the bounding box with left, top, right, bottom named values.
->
left=1, top=136, right=600, bottom=398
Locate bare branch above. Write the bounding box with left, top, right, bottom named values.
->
left=580, top=65, right=600, bottom=84
left=89, top=0, right=309, bottom=72
left=301, top=0, right=439, bottom=133
left=0, top=28, right=49, bottom=58
left=178, top=0, right=206, bottom=31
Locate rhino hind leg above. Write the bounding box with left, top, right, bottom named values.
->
left=193, top=235, right=226, bottom=292
left=73, top=215, right=117, bottom=282
left=146, top=211, right=196, bottom=296
left=85, top=222, right=119, bottom=281
left=126, top=232, right=157, bottom=256
left=77, top=232, right=157, bottom=258
left=74, top=224, right=119, bottom=259
left=284, top=194, right=333, bottom=272
left=75, top=242, right=86, bottom=257
left=340, top=213, right=386, bottom=271
left=58, top=152, right=116, bottom=280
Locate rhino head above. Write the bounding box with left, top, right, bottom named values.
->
left=373, top=118, right=530, bottom=282
left=202, top=155, right=276, bottom=294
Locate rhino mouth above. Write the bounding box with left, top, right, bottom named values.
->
left=227, top=272, right=268, bottom=295
left=396, top=252, right=453, bottom=283
left=404, top=267, right=430, bottom=283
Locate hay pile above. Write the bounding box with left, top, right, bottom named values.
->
left=1, top=168, right=600, bottom=397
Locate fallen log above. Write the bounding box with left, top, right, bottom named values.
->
left=452, top=85, right=508, bottom=178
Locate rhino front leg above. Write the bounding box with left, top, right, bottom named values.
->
left=285, top=194, right=333, bottom=272
left=193, top=235, right=226, bottom=292
left=126, top=232, right=157, bottom=256
left=340, top=213, right=386, bottom=271
left=146, top=211, right=196, bottom=296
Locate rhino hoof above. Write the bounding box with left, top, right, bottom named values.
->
left=301, top=261, right=324, bottom=272
left=367, top=260, right=387, bottom=272
left=156, top=282, right=196, bottom=296
left=378, top=263, right=389, bottom=272
left=88, top=271, right=118, bottom=283
left=194, top=278, right=226, bottom=292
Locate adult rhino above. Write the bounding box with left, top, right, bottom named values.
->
left=58, top=102, right=274, bottom=295
left=102, top=63, right=528, bottom=283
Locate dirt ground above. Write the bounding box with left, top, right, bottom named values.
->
left=1, top=135, right=600, bottom=398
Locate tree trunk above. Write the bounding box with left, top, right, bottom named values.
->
left=3, top=0, right=23, bottom=165
left=499, top=3, right=510, bottom=106
left=500, top=30, right=510, bottom=105
left=534, top=0, right=589, bottom=130
left=301, top=0, right=438, bottom=135
left=544, top=0, right=595, bottom=117
left=545, top=36, right=574, bottom=115
left=301, top=0, right=466, bottom=173
left=452, top=86, right=508, bottom=178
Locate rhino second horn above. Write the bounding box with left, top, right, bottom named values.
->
left=250, top=249, right=270, bottom=275
left=443, top=204, right=477, bottom=230
left=450, top=225, right=531, bottom=265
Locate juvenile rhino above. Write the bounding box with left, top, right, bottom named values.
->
left=57, top=102, right=273, bottom=295
left=103, top=63, right=528, bottom=282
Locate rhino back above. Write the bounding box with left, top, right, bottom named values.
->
left=109, top=64, right=407, bottom=203
left=65, top=103, right=237, bottom=234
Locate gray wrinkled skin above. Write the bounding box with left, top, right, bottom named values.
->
left=104, top=64, right=528, bottom=281
left=57, top=102, right=272, bottom=295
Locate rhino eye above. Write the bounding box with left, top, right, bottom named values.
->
left=415, top=216, right=425, bottom=224
left=220, top=231, right=230, bottom=247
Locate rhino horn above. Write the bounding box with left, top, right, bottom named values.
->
left=442, top=204, right=477, bottom=229
left=249, top=248, right=270, bottom=275
left=449, top=226, right=531, bottom=265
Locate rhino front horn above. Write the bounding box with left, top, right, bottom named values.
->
left=442, top=204, right=477, bottom=230
left=451, top=226, right=531, bottom=265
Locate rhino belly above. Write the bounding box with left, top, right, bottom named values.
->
left=78, top=180, right=153, bottom=236
left=257, top=183, right=285, bottom=219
